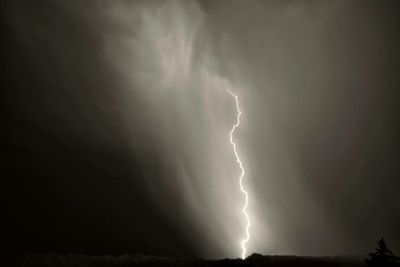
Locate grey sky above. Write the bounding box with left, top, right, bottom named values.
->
left=2, top=0, right=400, bottom=259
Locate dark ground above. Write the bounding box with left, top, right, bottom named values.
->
left=7, top=253, right=364, bottom=267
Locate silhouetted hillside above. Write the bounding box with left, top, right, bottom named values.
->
left=7, top=253, right=365, bottom=267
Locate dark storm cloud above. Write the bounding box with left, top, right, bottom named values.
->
left=2, top=0, right=400, bottom=259
left=1, top=0, right=197, bottom=257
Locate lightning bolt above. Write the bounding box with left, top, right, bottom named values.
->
left=227, top=88, right=250, bottom=260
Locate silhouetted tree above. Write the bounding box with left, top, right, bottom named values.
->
left=365, top=238, right=400, bottom=266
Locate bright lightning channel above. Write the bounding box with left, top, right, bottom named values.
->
left=227, top=88, right=250, bottom=260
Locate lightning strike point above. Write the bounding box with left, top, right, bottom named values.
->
left=227, top=88, right=250, bottom=260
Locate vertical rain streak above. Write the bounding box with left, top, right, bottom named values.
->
left=106, top=0, right=254, bottom=258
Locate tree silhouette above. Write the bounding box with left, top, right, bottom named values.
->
left=365, top=238, right=400, bottom=266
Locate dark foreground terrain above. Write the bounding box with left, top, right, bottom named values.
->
left=7, top=253, right=364, bottom=267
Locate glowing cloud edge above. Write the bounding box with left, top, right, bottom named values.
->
left=227, top=88, right=250, bottom=259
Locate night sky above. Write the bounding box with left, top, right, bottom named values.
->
left=2, top=0, right=400, bottom=259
